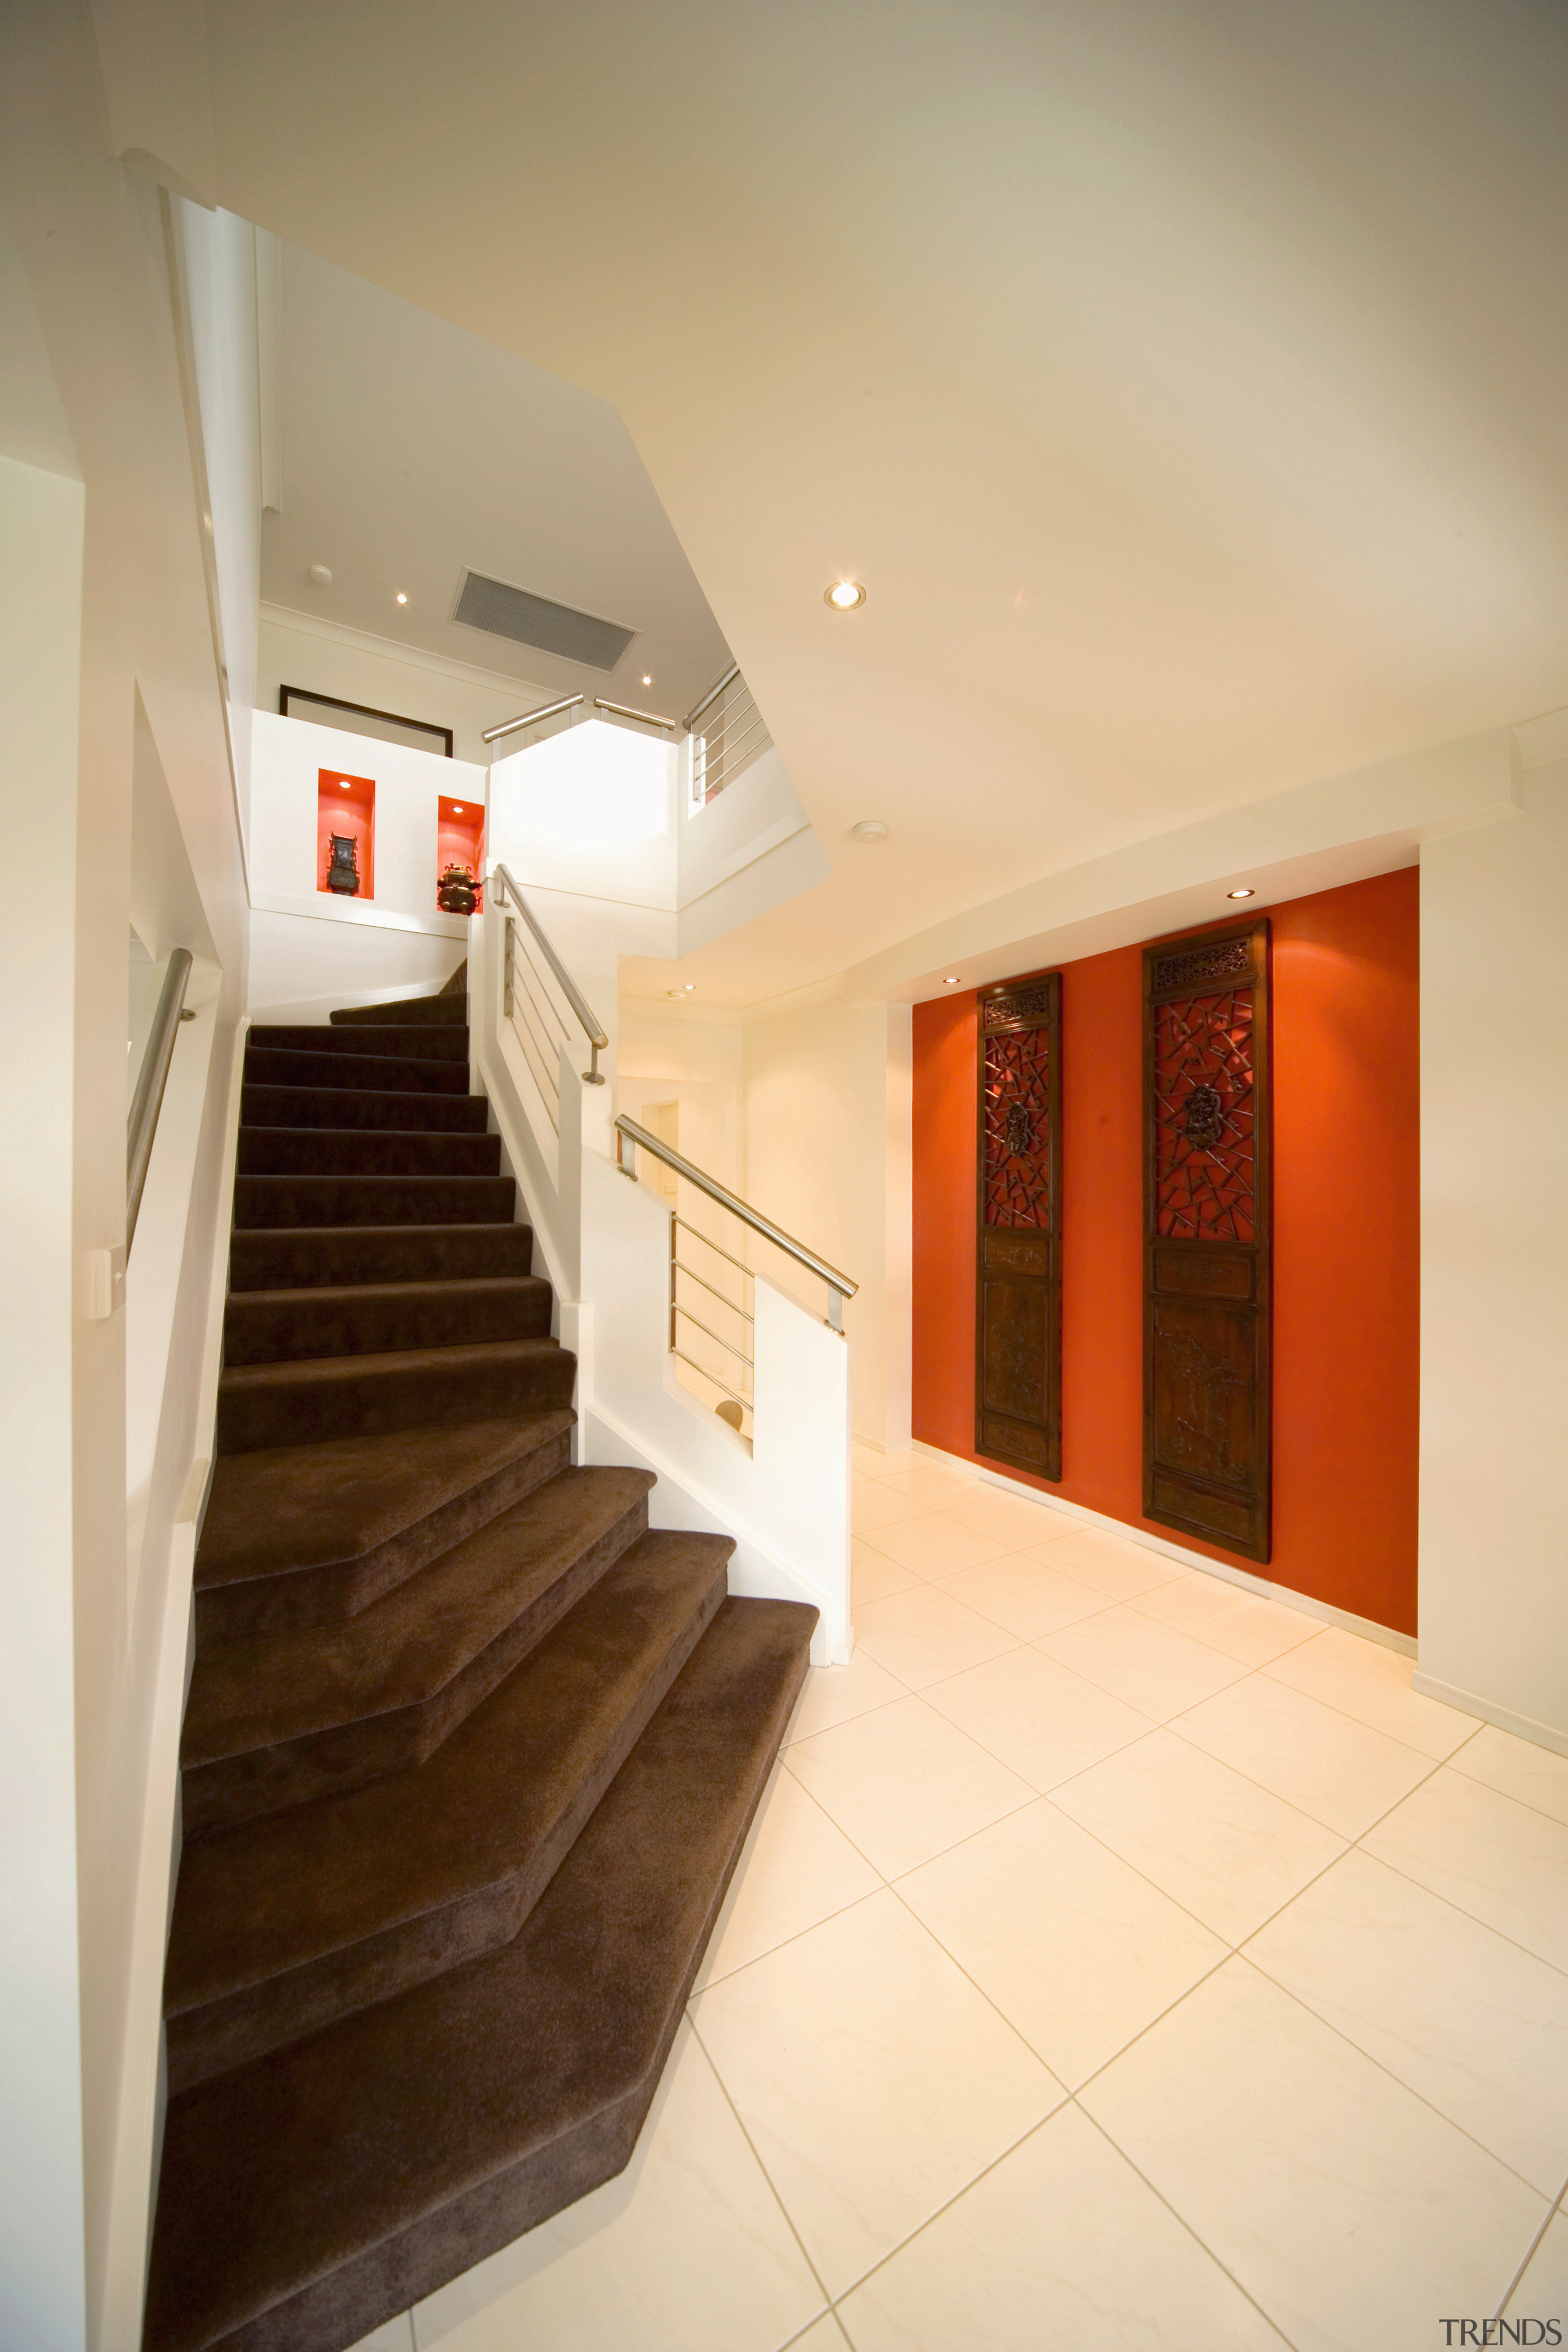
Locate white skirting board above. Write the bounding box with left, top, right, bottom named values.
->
left=903, top=1438, right=1419, bottom=1658
left=1410, top=1674, right=1567, bottom=1760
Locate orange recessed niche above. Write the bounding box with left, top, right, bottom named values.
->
left=317, top=769, right=375, bottom=900
left=436, top=794, right=485, bottom=915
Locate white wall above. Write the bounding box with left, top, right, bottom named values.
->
left=247, top=707, right=481, bottom=1016
left=1, top=28, right=252, bottom=2343
left=676, top=741, right=831, bottom=956
left=1415, top=764, right=1568, bottom=1752
left=258, top=603, right=550, bottom=766
left=741, top=996, right=913, bottom=1453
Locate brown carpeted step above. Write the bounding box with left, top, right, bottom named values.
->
left=236, top=1126, right=502, bottom=1179
left=216, top=1335, right=571, bottom=1453
left=233, top=1173, right=515, bottom=1230
left=224, top=1276, right=552, bottom=1366
left=229, top=1222, right=532, bottom=1294
left=330, top=993, right=469, bottom=1027
left=145, top=1596, right=815, bottom=2352
left=165, top=1529, right=733, bottom=2091
left=195, top=1410, right=573, bottom=1642
left=244, top=1046, right=470, bottom=1096
left=180, top=1467, right=655, bottom=1833
left=250, top=1023, right=469, bottom=1062
left=240, top=1084, right=489, bottom=1134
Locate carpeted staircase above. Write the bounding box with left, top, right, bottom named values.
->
left=144, top=986, right=816, bottom=2352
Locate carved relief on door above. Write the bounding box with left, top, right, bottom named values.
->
left=976, top=972, right=1061, bottom=1480
left=1143, top=924, right=1271, bottom=1560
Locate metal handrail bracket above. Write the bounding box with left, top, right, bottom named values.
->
left=127, top=947, right=195, bottom=1254
left=615, top=1114, right=857, bottom=1329
left=488, top=862, right=608, bottom=1084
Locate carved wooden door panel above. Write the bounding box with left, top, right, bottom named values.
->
left=976, top=973, right=1061, bottom=1480
left=1143, top=922, right=1271, bottom=1561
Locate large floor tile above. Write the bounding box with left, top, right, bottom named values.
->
left=1050, top=1728, right=1346, bottom=1944
left=1170, top=1672, right=1436, bottom=1837
left=785, top=2316, right=854, bottom=2351
left=855, top=1515, right=1015, bottom=1583
left=1036, top=1604, right=1250, bottom=1720
left=851, top=1442, right=903, bottom=1479
left=785, top=1651, right=908, bottom=1746
left=1245, top=1847, right=1568, bottom=2196
left=851, top=1583, right=1020, bottom=1688
left=932, top=1555, right=1112, bottom=1641
left=853, top=1540, right=923, bottom=1605
left=897, top=1800, right=1227, bottom=2087
left=1129, top=1574, right=1319, bottom=1666
left=837, top=2103, right=1289, bottom=2351
left=695, top=1766, right=883, bottom=1989
left=1505, top=2206, right=1568, bottom=2320
left=940, top=1483, right=1072, bottom=1550
left=1080, top=1958, right=1546, bottom=2352
left=786, top=1696, right=1035, bottom=1879
left=852, top=1482, right=928, bottom=1534
left=870, top=1459, right=979, bottom=1505
left=1262, top=1626, right=1479, bottom=1758
left=413, top=2021, right=826, bottom=2352
left=1450, top=1722, right=1568, bottom=1829
left=692, top=1890, right=1062, bottom=2301
left=1015, top=1528, right=1188, bottom=1602
left=919, top=1646, right=1154, bottom=1794
left=1362, top=1770, right=1568, bottom=1970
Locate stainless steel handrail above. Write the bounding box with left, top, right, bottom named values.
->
left=594, top=697, right=679, bottom=731
left=615, top=1113, right=857, bottom=1328
left=487, top=862, right=609, bottom=1084
left=481, top=694, right=584, bottom=746
left=126, top=948, right=194, bottom=1254
left=684, top=663, right=740, bottom=731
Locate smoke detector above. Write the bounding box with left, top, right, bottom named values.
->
left=851, top=818, right=889, bottom=844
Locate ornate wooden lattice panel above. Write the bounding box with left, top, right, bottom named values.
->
left=976, top=971, right=1061, bottom=1479
left=1143, top=923, right=1271, bottom=1561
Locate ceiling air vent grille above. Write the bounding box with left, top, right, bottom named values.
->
left=453, top=570, right=635, bottom=671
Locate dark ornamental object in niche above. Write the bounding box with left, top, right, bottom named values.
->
left=325, top=834, right=361, bottom=896
left=437, top=862, right=478, bottom=916
left=975, top=971, right=1063, bottom=1482
left=1182, top=1082, right=1226, bottom=1148
left=1143, top=920, right=1272, bottom=1562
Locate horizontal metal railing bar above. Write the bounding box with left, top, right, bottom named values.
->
left=684, top=663, right=741, bottom=730
left=672, top=1346, right=752, bottom=1411
left=506, top=932, right=573, bottom=1047
left=673, top=1216, right=752, bottom=1280
left=127, top=946, right=194, bottom=1256
left=617, top=1116, right=858, bottom=1300
left=489, top=863, right=609, bottom=1049
left=594, top=696, right=680, bottom=731
left=481, top=694, right=584, bottom=745
left=674, top=1303, right=754, bottom=1366
left=693, top=701, right=763, bottom=748
left=674, top=1259, right=755, bottom=1322
left=505, top=1003, right=560, bottom=1135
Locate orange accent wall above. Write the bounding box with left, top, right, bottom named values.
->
left=913, top=867, right=1420, bottom=1634
left=317, top=769, right=375, bottom=899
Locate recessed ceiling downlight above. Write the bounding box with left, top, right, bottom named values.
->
left=308, top=563, right=333, bottom=586
left=944, top=976, right=961, bottom=985
left=1227, top=886, right=1256, bottom=899
left=825, top=579, right=867, bottom=611
left=851, top=818, right=889, bottom=843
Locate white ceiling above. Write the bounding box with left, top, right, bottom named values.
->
left=262, top=244, right=734, bottom=722
left=208, top=0, right=1568, bottom=1006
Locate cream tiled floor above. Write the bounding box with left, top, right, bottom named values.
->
left=361, top=1452, right=1568, bottom=2351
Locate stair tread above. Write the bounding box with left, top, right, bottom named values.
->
left=251, top=1024, right=469, bottom=1060
left=233, top=1173, right=516, bottom=1229
left=228, top=1224, right=532, bottom=1293
left=145, top=1596, right=816, bottom=2352
left=218, top=1333, right=562, bottom=1398
left=244, top=1047, right=471, bottom=1095
left=195, top=1411, right=575, bottom=1633
left=236, top=1126, right=502, bottom=1176
left=183, top=1466, right=655, bottom=1766
left=240, top=1084, right=489, bottom=1132
left=222, top=1275, right=552, bottom=1366
left=164, top=1531, right=734, bottom=2080
left=330, top=993, right=468, bottom=1027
